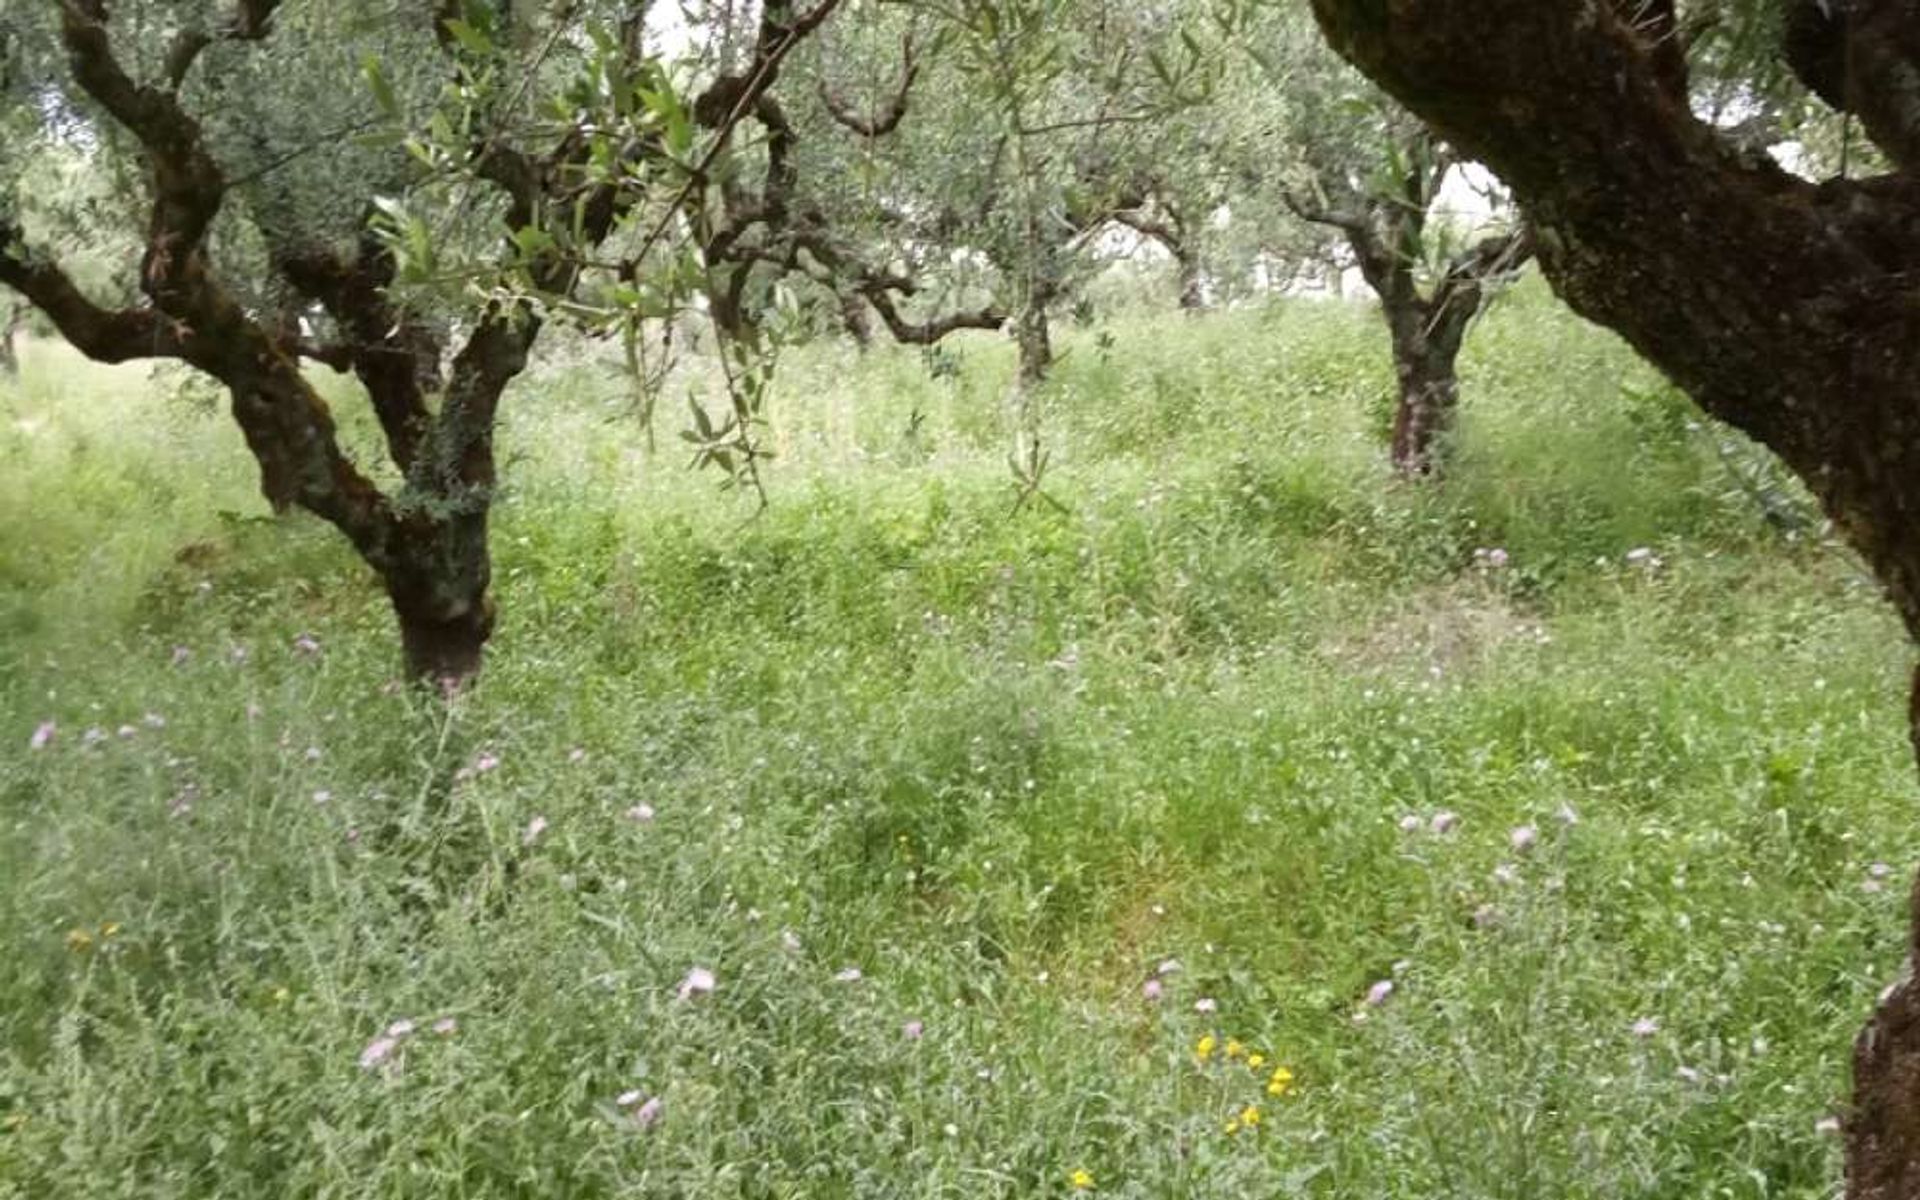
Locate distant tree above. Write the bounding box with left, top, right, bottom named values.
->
left=1240, top=9, right=1530, bottom=475
left=0, top=0, right=842, bottom=684
left=1304, top=1, right=1920, bottom=1194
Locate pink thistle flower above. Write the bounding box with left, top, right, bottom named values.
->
left=625, top=804, right=656, bottom=823
left=1365, top=979, right=1395, bottom=1006
left=677, top=966, right=716, bottom=1001
left=292, top=633, right=321, bottom=656
left=1870, top=862, right=1894, bottom=880
left=902, top=1019, right=924, bottom=1040
left=633, top=1096, right=664, bottom=1129
left=1142, top=978, right=1164, bottom=1001
left=1397, top=814, right=1422, bottom=833
left=473, top=752, right=500, bottom=773
left=523, top=816, right=549, bottom=846
left=358, top=1035, right=400, bottom=1070
left=1510, top=825, right=1539, bottom=854
left=1429, top=811, right=1459, bottom=835
left=1631, top=1017, right=1660, bottom=1038
left=29, top=720, right=55, bottom=750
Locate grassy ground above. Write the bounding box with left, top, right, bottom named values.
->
left=1, top=289, right=1912, bottom=1198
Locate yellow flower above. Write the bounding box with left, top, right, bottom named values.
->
left=1224, top=1039, right=1245, bottom=1060
left=99, top=922, right=121, bottom=939
left=65, top=929, right=93, bottom=953
left=1267, top=1066, right=1295, bottom=1097
left=1246, top=1053, right=1266, bottom=1070
left=1224, top=1117, right=1241, bottom=1136
left=1068, top=1167, right=1095, bottom=1191
left=1195, top=1034, right=1216, bottom=1061
left=1240, top=1105, right=1262, bottom=1129
left=271, top=986, right=291, bottom=1005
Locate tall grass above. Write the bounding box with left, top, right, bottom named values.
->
left=0, top=290, right=1907, bottom=1198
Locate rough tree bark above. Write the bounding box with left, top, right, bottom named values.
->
left=1015, top=279, right=1056, bottom=387
left=1307, top=1, right=1920, bottom=1194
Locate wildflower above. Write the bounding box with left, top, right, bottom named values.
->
left=473, top=752, right=500, bottom=773
left=568, top=747, right=587, bottom=764
left=82, top=727, right=106, bottom=746
left=1397, top=814, right=1422, bottom=832
left=1870, top=863, right=1894, bottom=880
left=625, top=804, right=656, bottom=823
left=1267, top=1066, right=1294, bottom=1097
left=66, top=928, right=94, bottom=953
left=1193, top=997, right=1217, bottom=1014
left=1195, top=1034, right=1217, bottom=1061
left=780, top=929, right=803, bottom=952
left=99, top=922, right=120, bottom=939
left=1429, top=811, right=1459, bottom=835
left=1068, top=1167, right=1095, bottom=1191
left=1247, top=1053, right=1266, bottom=1070
left=1485, top=548, right=1510, bottom=568
left=1509, top=825, right=1539, bottom=854
left=292, top=633, right=321, bottom=656
left=1675, top=1066, right=1702, bottom=1084
left=902, top=1019, right=924, bottom=1040
left=834, top=966, right=864, bottom=983
left=1472, top=904, right=1502, bottom=930
left=1816, top=1115, right=1843, bottom=1136
left=1492, top=863, right=1519, bottom=885
left=1156, top=958, right=1182, bottom=976
left=1141, top=978, right=1163, bottom=1001
left=143, top=712, right=166, bottom=729
left=385, top=1019, right=416, bottom=1038
left=633, top=1096, right=662, bottom=1130
left=1239, top=1105, right=1261, bottom=1129
left=1631, top=1017, right=1660, bottom=1038
left=1224, top=1116, right=1241, bottom=1135
left=117, top=724, right=137, bottom=739
left=358, top=1035, right=400, bottom=1070
left=312, top=790, right=332, bottom=805
left=171, top=645, right=192, bottom=666
left=677, top=966, right=716, bottom=1001
left=28, top=720, right=55, bottom=750
left=1224, top=1039, right=1246, bottom=1060
left=616, top=1089, right=645, bottom=1108
left=433, top=1017, right=458, bottom=1036
left=523, top=816, right=549, bottom=846
left=1365, top=979, right=1394, bottom=1006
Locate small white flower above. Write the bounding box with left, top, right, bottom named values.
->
left=523, top=816, right=549, bottom=846
left=834, top=966, right=864, bottom=983
left=1193, top=997, right=1217, bottom=1014
left=1510, top=825, right=1539, bottom=854
left=677, top=966, right=716, bottom=1001
left=625, top=804, right=656, bottom=823
left=1365, top=979, right=1394, bottom=1006
left=1632, top=1017, right=1660, bottom=1038
left=1397, top=814, right=1422, bottom=833
left=28, top=720, right=55, bottom=750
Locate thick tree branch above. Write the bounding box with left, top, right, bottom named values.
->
left=818, top=34, right=918, bottom=137
left=0, top=225, right=187, bottom=362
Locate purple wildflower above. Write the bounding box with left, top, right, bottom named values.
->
left=677, top=967, right=716, bottom=1001
left=29, top=720, right=55, bottom=750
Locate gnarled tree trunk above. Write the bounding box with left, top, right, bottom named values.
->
left=1306, top=2, right=1920, bottom=1194
left=1384, top=299, right=1464, bottom=476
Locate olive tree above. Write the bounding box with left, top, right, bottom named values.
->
left=0, top=0, right=842, bottom=684
left=1302, top=0, right=1920, bottom=1193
